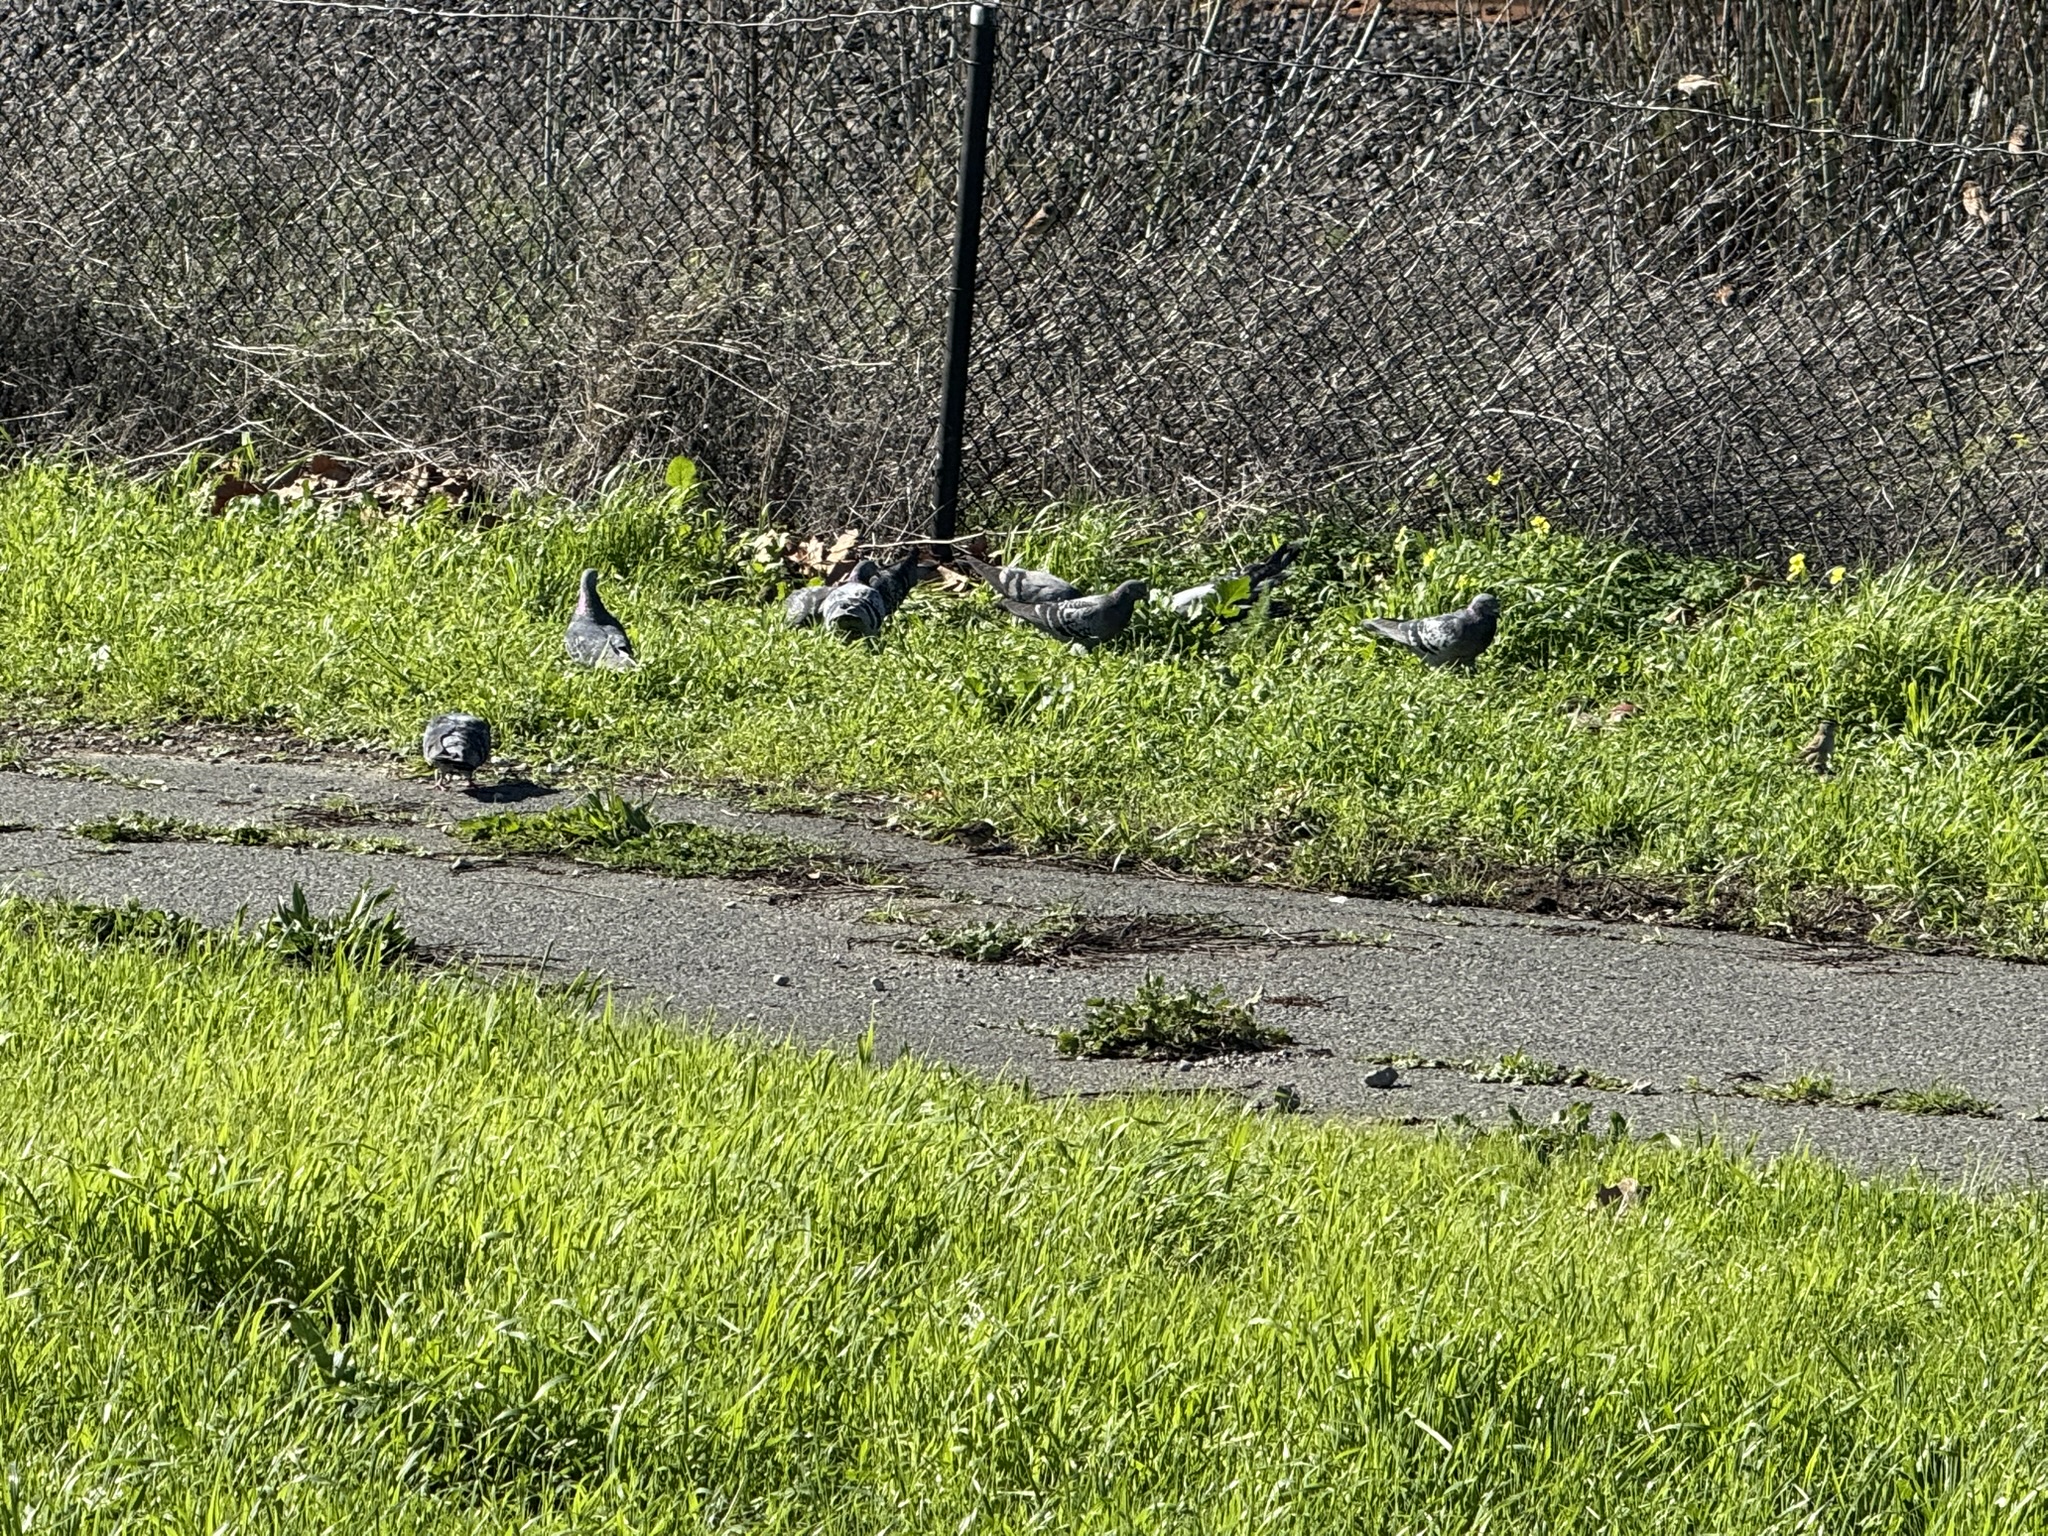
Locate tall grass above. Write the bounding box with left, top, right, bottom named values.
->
left=1579, top=0, right=2048, bottom=141
left=5, top=897, right=2048, bottom=1527
left=11, top=462, right=2048, bottom=948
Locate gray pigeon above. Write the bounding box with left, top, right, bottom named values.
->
left=790, top=559, right=884, bottom=634
left=956, top=551, right=1084, bottom=605
left=1168, top=540, right=1302, bottom=618
left=868, top=553, right=929, bottom=617
left=783, top=584, right=830, bottom=628
left=811, top=555, right=930, bottom=642
left=819, top=568, right=888, bottom=640
left=1364, top=592, right=1500, bottom=668
left=565, top=569, right=636, bottom=670
left=1000, top=579, right=1150, bottom=646
left=421, top=712, right=491, bottom=788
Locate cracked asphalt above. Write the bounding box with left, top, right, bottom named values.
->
left=5, top=740, right=2048, bottom=1184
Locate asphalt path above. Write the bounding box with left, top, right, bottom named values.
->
left=5, top=739, right=2048, bottom=1184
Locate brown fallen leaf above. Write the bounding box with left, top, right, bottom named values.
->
left=1587, top=1175, right=1649, bottom=1213
left=210, top=474, right=263, bottom=515
left=1605, top=700, right=1641, bottom=725
left=2011, top=123, right=2034, bottom=155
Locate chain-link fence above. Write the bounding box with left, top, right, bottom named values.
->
left=5, top=0, right=2048, bottom=563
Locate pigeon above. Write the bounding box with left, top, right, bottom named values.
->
left=954, top=551, right=1084, bottom=605
left=565, top=569, right=636, bottom=670
left=818, top=556, right=905, bottom=641
left=1000, top=579, right=1150, bottom=646
left=421, top=712, right=491, bottom=788
left=868, top=553, right=929, bottom=617
left=1801, top=720, right=1837, bottom=776
left=1363, top=592, right=1499, bottom=668
left=784, top=584, right=831, bottom=628
left=1167, top=540, right=1302, bottom=618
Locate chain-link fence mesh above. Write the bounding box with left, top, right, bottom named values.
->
left=5, top=0, right=2047, bottom=562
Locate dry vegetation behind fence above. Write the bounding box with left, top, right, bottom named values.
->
left=4, top=0, right=2048, bottom=563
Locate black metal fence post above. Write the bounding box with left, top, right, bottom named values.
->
left=933, top=2, right=998, bottom=545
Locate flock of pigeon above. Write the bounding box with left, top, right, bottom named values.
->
left=420, top=547, right=1502, bottom=786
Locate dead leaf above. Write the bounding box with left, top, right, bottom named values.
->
left=1673, top=73, right=1717, bottom=99
left=1605, top=700, right=1641, bottom=724
left=2011, top=123, right=2034, bottom=155
left=1587, top=1176, right=1649, bottom=1213
left=933, top=566, right=978, bottom=595
left=364, top=461, right=482, bottom=521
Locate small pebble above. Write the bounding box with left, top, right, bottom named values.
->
left=871, top=977, right=887, bottom=992
left=772, top=974, right=791, bottom=987
left=1419, top=893, right=1443, bottom=907
left=1364, top=1065, right=1400, bottom=1090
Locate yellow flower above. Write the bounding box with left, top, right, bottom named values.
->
left=1827, top=565, right=1847, bottom=586
left=1787, top=552, right=1808, bottom=581
left=1528, top=515, right=1552, bottom=537
left=1421, top=547, right=1437, bottom=567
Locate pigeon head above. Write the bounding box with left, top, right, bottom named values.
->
left=1470, top=592, right=1500, bottom=619
left=1113, top=580, right=1151, bottom=602
left=576, top=568, right=603, bottom=614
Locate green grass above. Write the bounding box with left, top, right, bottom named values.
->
left=1753, top=1073, right=2003, bottom=1119
left=7, top=896, right=2048, bottom=1526
left=74, top=810, right=415, bottom=853
left=19, top=461, right=2048, bottom=950
left=1057, top=975, right=1290, bottom=1060
left=916, top=905, right=1262, bottom=964
left=453, top=789, right=868, bottom=882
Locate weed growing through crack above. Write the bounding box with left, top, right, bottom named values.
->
left=1057, top=975, right=1292, bottom=1060
left=74, top=812, right=413, bottom=854
left=1880, top=1083, right=2000, bottom=1117
left=262, top=885, right=413, bottom=968
left=455, top=791, right=864, bottom=882
left=1746, top=1073, right=2001, bottom=1117
left=921, top=906, right=1254, bottom=965
left=1764, top=1072, right=1840, bottom=1105
left=919, top=907, right=1356, bottom=965
left=1472, top=1051, right=1628, bottom=1091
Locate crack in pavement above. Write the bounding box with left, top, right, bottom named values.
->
left=4, top=748, right=2048, bottom=1184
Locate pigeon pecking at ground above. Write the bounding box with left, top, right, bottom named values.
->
left=1000, top=579, right=1150, bottom=647
left=565, top=569, right=637, bottom=670
left=1363, top=592, right=1499, bottom=668
left=421, top=712, right=492, bottom=788
left=1166, top=539, right=1303, bottom=619
left=954, top=551, right=1084, bottom=605
left=819, top=555, right=927, bottom=641
left=784, top=558, right=878, bottom=629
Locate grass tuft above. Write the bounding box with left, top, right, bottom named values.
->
left=1057, top=975, right=1292, bottom=1059
left=1472, top=1051, right=1628, bottom=1091
left=74, top=811, right=411, bottom=853
left=4, top=894, right=210, bottom=952
left=455, top=790, right=862, bottom=882
left=260, top=884, right=414, bottom=968
left=919, top=906, right=1262, bottom=965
